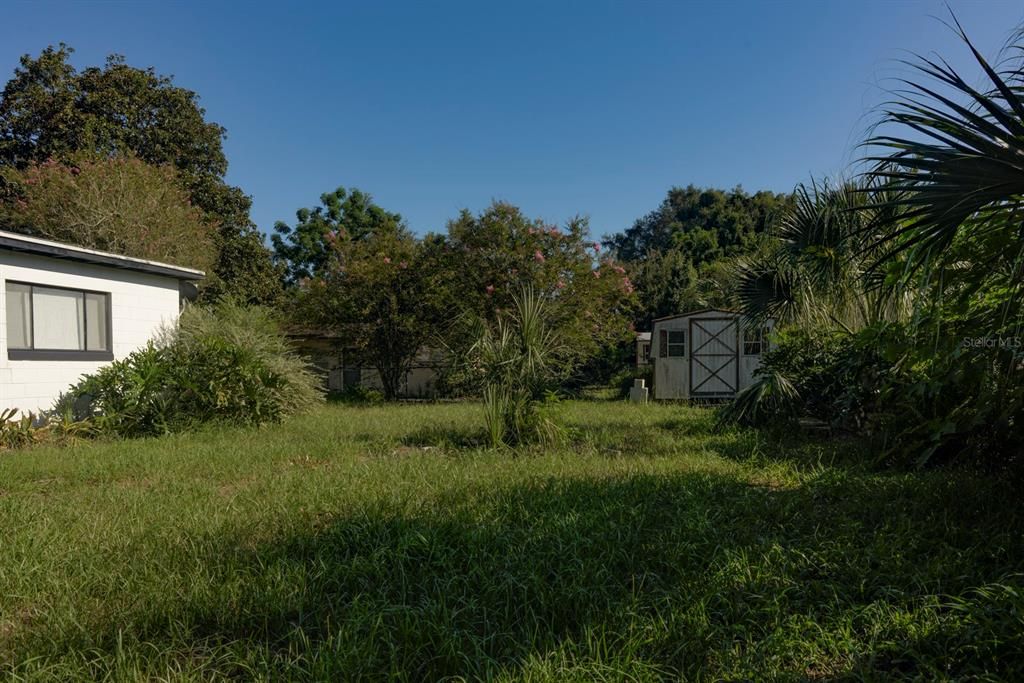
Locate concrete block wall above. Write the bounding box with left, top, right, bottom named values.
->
left=0, top=251, right=182, bottom=414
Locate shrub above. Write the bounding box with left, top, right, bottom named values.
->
left=64, top=302, right=322, bottom=437
left=0, top=408, right=97, bottom=452
left=473, top=288, right=562, bottom=447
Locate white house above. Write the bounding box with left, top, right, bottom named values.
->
left=0, top=230, right=204, bottom=414
left=650, top=308, right=773, bottom=400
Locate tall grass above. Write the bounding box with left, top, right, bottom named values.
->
left=0, top=402, right=1022, bottom=680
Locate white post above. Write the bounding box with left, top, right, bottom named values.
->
left=629, top=378, right=649, bottom=403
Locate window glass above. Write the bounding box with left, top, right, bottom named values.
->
left=744, top=328, right=766, bottom=355
left=6, top=283, right=31, bottom=349
left=667, top=330, right=686, bottom=357
left=33, top=286, right=84, bottom=350
left=85, top=293, right=109, bottom=351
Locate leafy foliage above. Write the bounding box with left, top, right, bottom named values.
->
left=605, top=186, right=792, bottom=328
left=733, top=179, right=911, bottom=331
left=0, top=44, right=281, bottom=303
left=292, top=218, right=446, bottom=400
left=606, top=185, right=792, bottom=264
left=439, top=202, right=636, bottom=385
left=0, top=155, right=216, bottom=271
left=272, top=187, right=405, bottom=285
left=64, top=303, right=321, bottom=436
left=473, top=288, right=562, bottom=447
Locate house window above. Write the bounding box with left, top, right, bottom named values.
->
left=667, top=330, right=686, bottom=357
left=641, top=343, right=651, bottom=363
left=5, top=281, right=113, bottom=360
left=743, top=327, right=768, bottom=355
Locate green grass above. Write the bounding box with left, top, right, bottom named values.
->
left=1, top=401, right=1022, bottom=681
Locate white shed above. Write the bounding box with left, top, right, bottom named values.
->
left=0, top=230, right=204, bottom=414
left=650, top=308, right=772, bottom=400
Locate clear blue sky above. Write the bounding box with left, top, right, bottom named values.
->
left=2, top=1, right=1022, bottom=240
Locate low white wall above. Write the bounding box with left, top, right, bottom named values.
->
left=0, top=251, right=182, bottom=414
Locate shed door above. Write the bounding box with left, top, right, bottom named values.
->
left=689, top=318, right=738, bottom=396
left=654, top=325, right=687, bottom=399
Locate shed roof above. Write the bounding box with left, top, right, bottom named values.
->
left=651, top=308, right=740, bottom=323
left=0, top=229, right=205, bottom=281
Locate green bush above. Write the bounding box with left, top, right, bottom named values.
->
left=721, top=319, right=1024, bottom=467
left=64, top=302, right=322, bottom=437
left=328, top=385, right=385, bottom=405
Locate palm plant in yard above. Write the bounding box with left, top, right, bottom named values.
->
left=860, top=18, right=1024, bottom=348
left=727, top=19, right=1024, bottom=463
left=732, top=178, right=912, bottom=332
left=473, top=287, right=562, bottom=447
left=854, top=19, right=1024, bottom=462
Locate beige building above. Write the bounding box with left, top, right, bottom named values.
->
left=289, top=331, right=445, bottom=398
left=650, top=309, right=773, bottom=400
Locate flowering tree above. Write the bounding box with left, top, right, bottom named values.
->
left=0, top=155, right=217, bottom=271
left=293, top=226, right=450, bottom=400
left=439, top=202, right=636, bottom=383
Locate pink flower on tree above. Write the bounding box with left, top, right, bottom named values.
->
left=383, top=256, right=391, bottom=264
left=593, top=269, right=601, bottom=278
left=534, top=250, right=545, bottom=262
left=593, top=242, right=601, bottom=252
left=556, top=280, right=566, bottom=289
left=399, top=261, right=409, bottom=269
left=486, top=284, right=495, bottom=295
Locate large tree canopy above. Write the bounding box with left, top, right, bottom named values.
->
left=603, top=185, right=793, bottom=328
left=0, top=45, right=280, bottom=303
left=271, top=187, right=405, bottom=285
left=0, top=155, right=217, bottom=271
left=605, top=185, right=792, bottom=265
left=438, top=202, right=636, bottom=381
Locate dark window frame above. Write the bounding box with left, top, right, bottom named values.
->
left=667, top=329, right=686, bottom=357
left=6, top=280, right=113, bottom=361
left=743, top=327, right=768, bottom=356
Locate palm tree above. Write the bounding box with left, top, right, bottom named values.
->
left=861, top=16, right=1024, bottom=339
left=732, top=178, right=911, bottom=332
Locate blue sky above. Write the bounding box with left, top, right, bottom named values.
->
left=2, top=1, right=1022, bottom=240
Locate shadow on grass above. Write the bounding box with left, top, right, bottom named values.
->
left=400, top=424, right=487, bottom=450
left=26, top=464, right=1024, bottom=680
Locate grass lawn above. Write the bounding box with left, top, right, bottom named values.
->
left=1, top=401, right=1022, bottom=681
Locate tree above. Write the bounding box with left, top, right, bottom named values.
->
left=605, top=185, right=792, bottom=265
left=604, top=186, right=792, bottom=329
left=0, top=155, right=216, bottom=271
left=294, top=229, right=447, bottom=400
left=731, top=179, right=910, bottom=331
left=862, top=19, right=1024, bottom=340
left=271, top=187, right=404, bottom=285
left=0, top=45, right=280, bottom=303
left=439, top=202, right=636, bottom=383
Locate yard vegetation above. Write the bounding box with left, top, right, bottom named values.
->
left=1, top=13, right=1023, bottom=682
left=2, top=401, right=1023, bottom=680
